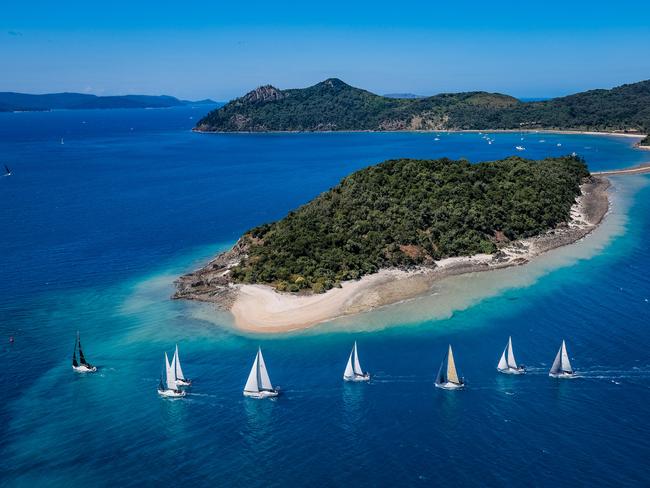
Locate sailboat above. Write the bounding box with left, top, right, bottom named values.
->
left=3, top=165, right=11, bottom=177
left=497, top=336, right=525, bottom=374
left=172, top=344, right=191, bottom=386
left=72, top=331, right=97, bottom=373
left=343, top=341, right=370, bottom=382
left=549, top=340, right=576, bottom=378
left=158, top=352, right=186, bottom=397
left=243, top=347, right=279, bottom=398
left=435, top=345, right=465, bottom=389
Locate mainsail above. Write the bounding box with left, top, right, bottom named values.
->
left=174, top=344, right=185, bottom=381
left=446, top=345, right=460, bottom=384
left=77, top=332, right=88, bottom=366
left=550, top=340, right=573, bottom=375
left=506, top=337, right=518, bottom=369
left=352, top=342, right=362, bottom=375
left=257, top=348, right=273, bottom=391
left=165, top=352, right=177, bottom=390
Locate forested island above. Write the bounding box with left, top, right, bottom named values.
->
left=176, top=155, right=596, bottom=303
left=195, top=78, right=650, bottom=133
left=0, top=92, right=217, bottom=112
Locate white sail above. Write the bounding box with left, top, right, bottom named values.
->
left=165, top=352, right=177, bottom=390
left=343, top=349, right=354, bottom=379
left=244, top=353, right=260, bottom=393
left=352, top=342, right=363, bottom=375
left=506, top=337, right=518, bottom=369
left=174, top=344, right=185, bottom=381
left=446, top=345, right=460, bottom=384
left=550, top=344, right=563, bottom=375
left=257, top=348, right=273, bottom=391
left=560, top=340, right=573, bottom=373
left=497, top=347, right=508, bottom=371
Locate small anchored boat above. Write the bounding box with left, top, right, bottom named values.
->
left=549, top=340, right=576, bottom=378
left=435, top=345, right=465, bottom=390
left=72, top=331, right=97, bottom=373
left=497, top=336, right=525, bottom=374
left=158, top=352, right=186, bottom=398
left=172, top=344, right=191, bottom=386
left=243, top=347, right=279, bottom=398
left=343, top=341, right=370, bottom=382
left=515, top=145, right=526, bottom=151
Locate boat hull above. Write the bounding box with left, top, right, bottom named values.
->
left=549, top=372, right=577, bottom=379
left=435, top=381, right=465, bottom=390
left=497, top=367, right=526, bottom=375
left=243, top=389, right=279, bottom=399
left=72, top=364, right=97, bottom=373
left=158, top=388, right=186, bottom=398
left=343, top=373, right=371, bottom=382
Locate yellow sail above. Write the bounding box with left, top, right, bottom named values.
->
left=446, top=345, right=460, bottom=384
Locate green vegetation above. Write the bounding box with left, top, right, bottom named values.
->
left=196, top=78, right=650, bottom=133
left=230, top=156, right=589, bottom=293
left=639, top=135, right=650, bottom=146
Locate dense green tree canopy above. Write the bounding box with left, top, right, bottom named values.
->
left=230, top=156, right=589, bottom=293
left=196, top=78, right=650, bottom=133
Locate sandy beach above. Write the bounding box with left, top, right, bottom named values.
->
left=176, top=177, right=611, bottom=333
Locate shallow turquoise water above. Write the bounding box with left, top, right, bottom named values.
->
left=1, top=108, right=649, bottom=486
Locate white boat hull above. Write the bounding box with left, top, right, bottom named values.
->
left=498, top=367, right=526, bottom=375
left=435, top=381, right=465, bottom=390
left=243, top=389, right=279, bottom=399
left=343, top=373, right=370, bottom=382
left=158, top=388, right=186, bottom=398
left=73, top=364, right=97, bottom=373
left=549, top=372, right=577, bottom=379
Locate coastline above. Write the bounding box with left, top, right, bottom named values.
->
left=175, top=177, right=611, bottom=333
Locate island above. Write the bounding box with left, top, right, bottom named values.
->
left=194, top=77, right=650, bottom=134
left=0, top=92, right=218, bottom=112
left=174, top=155, right=610, bottom=332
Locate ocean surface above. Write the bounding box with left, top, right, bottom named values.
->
left=1, top=107, right=649, bottom=487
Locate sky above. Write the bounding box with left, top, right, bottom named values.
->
left=1, top=0, right=649, bottom=101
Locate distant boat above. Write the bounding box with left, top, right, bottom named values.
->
left=434, top=137, right=440, bottom=141
left=435, top=345, right=465, bottom=389
left=549, top=340, right=576, bottom=378
left=497, top=336, right=525, bottom=374
left=60, top=138, right=64, bottom=145
left=72, top=331, right=97, bottom=373
left=557, top=143, right=562, bottom=147
left=243, top=347, right=279, bottom=398
left=515, top=145, right=526, bottom=151
left=3, top=165, right=11, bottom=177
left=343, top=341, right=370, bottom=382
left=158, top=352, right=186, bottom=397
left=539, top=139, right=546, bottom=143
left=172, top=344, right=191, bottom=386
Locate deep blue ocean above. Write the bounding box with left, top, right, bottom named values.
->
left=1, top=107, right=649, bottom=487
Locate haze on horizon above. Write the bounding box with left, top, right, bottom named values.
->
left=2, top=0, right=649, bottom=102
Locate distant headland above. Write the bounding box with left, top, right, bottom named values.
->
left=0, top=92, right=218, bottom=112
left=194, top=77, right=650, bottom=135
left=174, top=155, right=611, bottom=332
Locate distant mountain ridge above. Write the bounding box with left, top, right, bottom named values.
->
left=0, top=92, right=218, bottom=111
left=196, top=78, right=650, bottom=133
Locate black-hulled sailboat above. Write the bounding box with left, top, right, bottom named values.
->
left=497, top=336, right=526, bottom=374
left=549, top=340, right=576, bottom=378
left=72, top=331, right=97, bottom=373
left=435, top=344, right=465, bottom=389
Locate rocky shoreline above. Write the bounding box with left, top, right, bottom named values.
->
left=173, top=176, right=610, bottom=330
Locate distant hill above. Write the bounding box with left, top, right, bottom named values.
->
left=196, top=78, right=650, bottom=133
left=0, top=92, right=218, bottom=111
